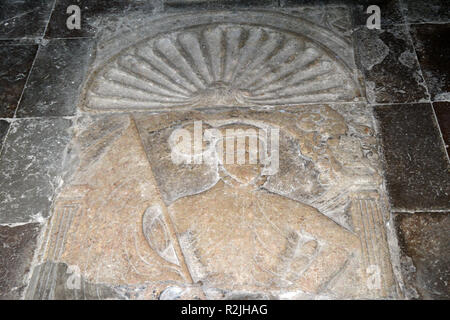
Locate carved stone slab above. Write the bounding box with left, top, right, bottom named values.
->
left=27, top=106, right=399, bottom=299
left=25, top=10, right=398, bottom=300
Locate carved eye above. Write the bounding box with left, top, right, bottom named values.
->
left=145, top=216, right=170, bottom=253
left=142, top=205, right=180, bottom=266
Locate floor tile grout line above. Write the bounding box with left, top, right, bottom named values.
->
left=404, top=22, right=432, bottom=102
left=11, top=45, right=40, bottom=120
left=0, top=116, right=77, bottom=122
left=0, top=2, right=58, bottom=160
left=10, top=0, right=56, bottom=120
left=392, top=209, right=450, bottom=214
left=42, top=0, right=58, bottom=41
left=431, top=102, right=450, bottom=164
left=353, top=1, right=435, bottom=109
left=8, top=2, right=57, bottom=120
left=352, top=22, right=450, bottom=34
left=370, top=102, right=410, bottom=299
left=405, top=19, right=450, bottom=164
left=0, top=221, right=41, bottom=228
left=369, top=101, right=432, bottom=107
left=400, top=0, right=449, bottom=27
left=0, top=0, right=57, bottom=43
left=404, top=21, right=450, bottom=26
left=42, top=36, right=96, bottom=40
left=4, top=99, right=449, bottom=123
left=2, top=98, right=447, bottom=123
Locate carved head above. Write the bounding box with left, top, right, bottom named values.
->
left=213, top=123, right=278, bottom=186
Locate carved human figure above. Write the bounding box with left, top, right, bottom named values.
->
left=147, top=124, right=361, bottom=293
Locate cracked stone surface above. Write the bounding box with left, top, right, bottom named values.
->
left=0, top=118, right=72, bottom=224
left=16, top=38, right=94, bottom=117
left=26, top=104, right=399, bottom=299
left=353, top=25, right=429, bottom=104
left=165, top=0, right=278, bottom=11
left=411, top=24, right=450, bottom=102
left=82, top=10, right=362, bottom=112
left=0, top=223, right=40, bottom=300
left=403, top=0, right=450, bottom=24
left=45, top=0, right=156, bottom=39
left=0, top=0, right=54, bottom=39
left=0, top=45, right=38, bottom=118
left=394, top=212, right=450, bottom=300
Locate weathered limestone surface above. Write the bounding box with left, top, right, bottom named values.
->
left=0, top=0, right=54, bottom=39
left=24, top=10, right=401, bottom=300
left=27, top=106, right=398, bottom=299
left=81, top=10, right=362, bottom=112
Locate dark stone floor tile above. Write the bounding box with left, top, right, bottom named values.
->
left=0, top=45, right=38, bottom=118
left=411, top=24, right=450, bottom=102
left=16, top=38, right=94, bottom=117
left=0, top=121, right=9, bottom=152
left=165, top=0, right=277, bottom=10
left=0, top=0, right=54, bottom=39
left=45, top=0, right=155, bottom=38
left=404, top=0, right=450, bottom=24
left=0, top=39, right=41, bottom=45
left=375, top=103, right=450, bottom=211
left=394, top=212, right=450, bottom=300
left=433, top=102, right=450, bottom=157
left=351, top=0, right=405, bottom=27
left=280, top=0, right=318, bottom=5
left=0, top=118, right=72, bottom=224
left=280, top=0, right=354, bottom=5
left=0, top=223, right=41, bottom=300
left=277, top=4, right=354, bottom=43
left=354, top=25, right=429, bottom=104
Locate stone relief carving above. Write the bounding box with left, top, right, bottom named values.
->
left=81, top=11, right=362, bottom=112
left=26, top=10, right=398, bottom=300
left=27, top=106, right=397, bottom=299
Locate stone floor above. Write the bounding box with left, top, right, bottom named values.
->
left=0, top=0, right=448, bottom=300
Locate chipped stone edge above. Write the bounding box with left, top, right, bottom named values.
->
left=20, top=118, right=77, bottom=300
left=370, top=104, right=407, bottom=299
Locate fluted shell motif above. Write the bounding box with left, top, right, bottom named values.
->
left=84, top=24, right=360, bottom=111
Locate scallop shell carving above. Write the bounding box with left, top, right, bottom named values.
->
left=84, top=24, right=360, bottom=111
